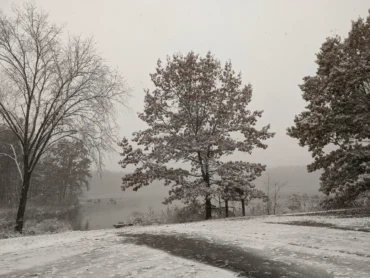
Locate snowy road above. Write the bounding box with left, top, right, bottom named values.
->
left=1, top=215, right=369, bottom=277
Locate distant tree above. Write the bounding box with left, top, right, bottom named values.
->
left=235, top=188, right=266, bottom=217
left=119, top=52, right=274, bottom=219
left=264, top=174, right=272, bottom=215
left=287, top=12, right=370, bottom=207
left=216, top=161, right=266, bottom=217
left=0, top=130, right=91, bottom=207
left=0, top=5, right=128, bottom=232
left=33, top=139, right=91, bottom=204
left=308, top=194, right=322, bottom=211
left=264, top=173, right=287, bottom=215
left=301, top=193, right=310, bottom=211
left=247, top=188, right=268, bottom=214
left=288, top=193, right=301, bottom=212
left=0, top=126, right=22, bottom=207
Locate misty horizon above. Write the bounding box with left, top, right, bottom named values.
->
left=1, top=2, right=369, bottom=276
left=1, top=0, right=368, bottom=171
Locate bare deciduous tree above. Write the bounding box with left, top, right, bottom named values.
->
left=0, top=142, right=23, bottom=181
left=0, top=128, right=22, bottom=205
left=0, top=4, right=129, bottom=233
left=264, top=173, right=287, bottom=215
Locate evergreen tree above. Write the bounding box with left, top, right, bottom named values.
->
left=215, top=161, right=265, bottom=217
left=288, top=12, right=370, bottom=207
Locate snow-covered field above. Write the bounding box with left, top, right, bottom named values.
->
left=1, top=214, right=369, bottom=277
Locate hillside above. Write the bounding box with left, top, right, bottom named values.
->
left=77, top=166, right=322, bottom=230
left=254, top=166, right=322, bottom=196
left=85, top=165, right=322, bottom=201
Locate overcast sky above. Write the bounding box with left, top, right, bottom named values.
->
left=1, top=0, right=369, bottom=171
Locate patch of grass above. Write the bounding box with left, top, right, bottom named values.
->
left=0, top=206, right=76, bottom=239
left=0, top=218, right=72, bottom=239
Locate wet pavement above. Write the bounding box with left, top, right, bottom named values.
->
left=121, top=233, right=333, bottom=278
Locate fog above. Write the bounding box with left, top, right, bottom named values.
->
left=1, top=0, right=368, bottom=171
left=1, top=4, right=370, bottom=276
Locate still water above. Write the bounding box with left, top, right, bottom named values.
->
left=72, top=196, right=169, bottom=230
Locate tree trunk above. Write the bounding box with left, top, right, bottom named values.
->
left=205, top=197, right=212, bottom=219
left=241, top=199, right=245, bottom=216
left=62, top=180, right=68, bottom=202
left=225, top=200, right=229, bottom=218
left=218, top=195, right=222, bottom=216
left=14, top=171, right=31, bottom=233
left=203, top=168, right=212, bottom=220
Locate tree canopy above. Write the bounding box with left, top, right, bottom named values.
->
left=33, top=139, right=91, bottom=204
left=0, top=4, right=128, bottom=232
left=119, top=52, right=274, bottom=218
left=287, top=12, right=370, bottom=207
left=0, top=129, right=91, bottom=208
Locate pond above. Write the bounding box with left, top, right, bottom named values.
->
left=71, top=196, right=170, bottom=230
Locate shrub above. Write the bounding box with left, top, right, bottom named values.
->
left=0, top=206, right=76, bottom=238
left=127, top=201, right=205, bottom=226
left=27, top=218, right=72, bottom=234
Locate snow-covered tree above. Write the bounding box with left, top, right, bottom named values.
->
left=216, top=161, right=265, bottom=217
left=287, top=12, right=370, bottom=207
left=119, top=52, right=274, bottom=219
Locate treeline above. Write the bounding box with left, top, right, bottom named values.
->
left=0, top=4, right=127, bottom=233
left=1, top=3, right=370, bottom=233
left=119, top=11, right=370, bottom=215
left=0, top=127, right=91, bottom=208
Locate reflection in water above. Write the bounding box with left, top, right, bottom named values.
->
left=72, top=196, right=170, bottom=230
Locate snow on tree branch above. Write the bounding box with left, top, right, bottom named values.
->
left=119, top=51, right=274, bottom=218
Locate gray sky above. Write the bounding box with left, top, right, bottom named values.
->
left=1, top=0, right=369, bottom=171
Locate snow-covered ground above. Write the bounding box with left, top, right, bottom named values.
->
left=0, top=229, right=235, bottom=277
left=1, top=214, right=369, bottom=277
left=121, top=215, right=370, bottom=277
